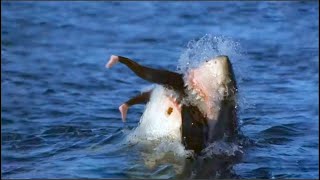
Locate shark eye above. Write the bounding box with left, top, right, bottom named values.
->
left=167, top=107, right=173, bottom=115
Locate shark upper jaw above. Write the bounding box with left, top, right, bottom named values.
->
left=182, top=55, right=236, bottom=119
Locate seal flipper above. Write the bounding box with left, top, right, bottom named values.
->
left=125, top=90, right=152, bottom=106
left=119, top=90, right=152, bottom=122
left=108, top=55, right=185, bottom=92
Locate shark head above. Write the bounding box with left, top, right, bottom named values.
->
left=183, top=55, right=238, bottom=145
left=184, top=55, right=237, bottom=119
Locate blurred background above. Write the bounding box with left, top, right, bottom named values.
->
left=1, top=1, right=319, bottom=179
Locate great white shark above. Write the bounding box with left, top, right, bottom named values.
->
left=106, top=55, right=238, bottom=154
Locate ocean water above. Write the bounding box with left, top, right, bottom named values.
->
left=1, top=1, right=319, bottom=179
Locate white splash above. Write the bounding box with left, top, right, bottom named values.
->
left=177, top=34, right=244, bottom=74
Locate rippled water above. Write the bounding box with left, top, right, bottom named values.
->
left=2, top=1, right=319, bottom=179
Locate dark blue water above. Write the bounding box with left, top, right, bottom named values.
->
left=2, top=2, right=319, bottom=179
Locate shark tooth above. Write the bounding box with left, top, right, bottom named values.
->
left=191, top=89, right=197, bottom=95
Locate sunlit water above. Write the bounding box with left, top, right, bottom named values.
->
left=2, top=2, right=319, bottom=179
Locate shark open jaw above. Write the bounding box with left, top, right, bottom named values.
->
left=181, top=55, right=237, bottom=120
left=162, top=55, right=237, bottom=114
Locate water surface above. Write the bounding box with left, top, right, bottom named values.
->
left=1, top=2, right=319, bottom=179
